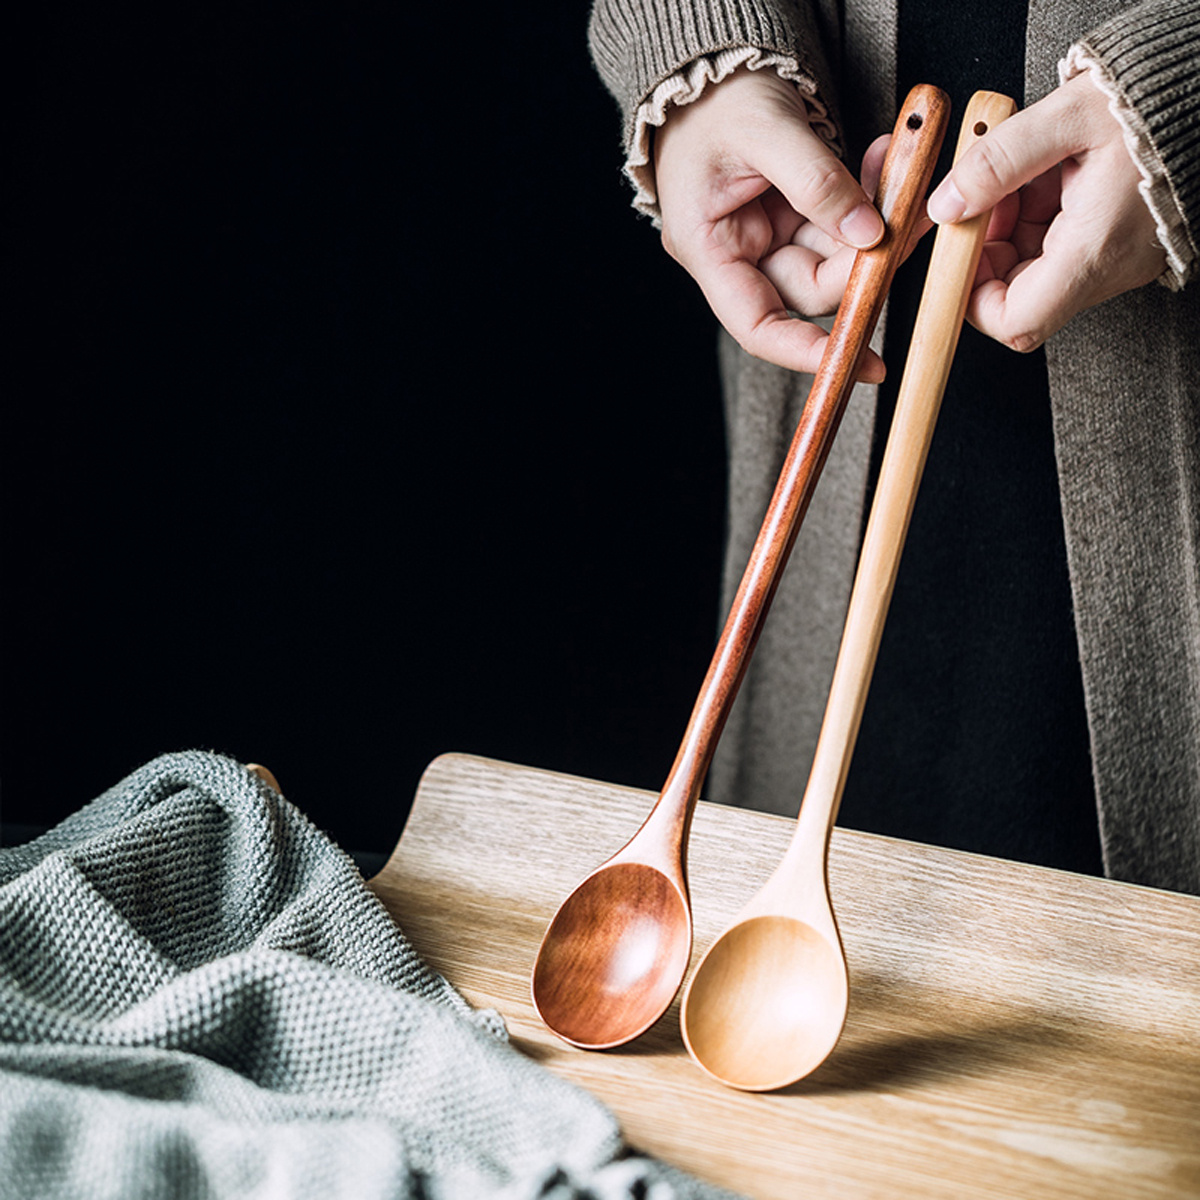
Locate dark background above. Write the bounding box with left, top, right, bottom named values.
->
left=4, top=4, right=728, bottom=853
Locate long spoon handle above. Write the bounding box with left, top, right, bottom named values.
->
left=787, top=91, right=1018, bottom=871
left=646, top=85, right=950, bottom=856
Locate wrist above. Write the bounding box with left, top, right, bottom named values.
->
left=1060, top=28, right=1196, bottom=288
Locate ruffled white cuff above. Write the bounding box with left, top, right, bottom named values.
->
left=1061, top=47, right=1193, bottom=290
left=625, top=47, right=839, bottom=225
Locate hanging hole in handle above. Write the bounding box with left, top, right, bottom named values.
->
left=906, top=112, right=923, bottom=131
left=974, top=121, right=989, bottom=136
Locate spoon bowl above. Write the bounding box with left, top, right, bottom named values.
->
left=682, top=914, right=847, bottom=1091
left=532, top=862, right=690, bottom=1048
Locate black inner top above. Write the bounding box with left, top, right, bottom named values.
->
left=837, top=0, right=1104, bottom=874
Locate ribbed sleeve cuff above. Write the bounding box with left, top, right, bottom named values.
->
left=1061, top=0, right=1200, bottom=289
left=588, top=0, right=818, bottom=147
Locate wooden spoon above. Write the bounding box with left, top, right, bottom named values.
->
left=531, top=85, right=951, bottom=1050
left=679, top=91, right=1018, bottom=1090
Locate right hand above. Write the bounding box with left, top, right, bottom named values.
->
left=653, top=65, right=890, bottom=379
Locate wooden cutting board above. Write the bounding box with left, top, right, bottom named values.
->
left=368, top=753, right=1200, bottom=1199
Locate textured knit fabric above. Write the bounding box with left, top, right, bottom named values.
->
left=0, top=751, right=741, bottom=1200
left=587, top=0, right=837, bottom=148
left=586, top=0, right=1200, bottom=893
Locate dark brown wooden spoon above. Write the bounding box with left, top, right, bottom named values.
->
left=532, top=84, right=950, bottom=1050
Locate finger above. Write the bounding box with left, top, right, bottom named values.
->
left=701, top=255, right=840, bottom=373
left=696, top=254, right=885, bottom=380
left=751, top=118, right=885, bottom=250
left=865, top=134, right=930, bottom=254
left=860, top=134, right=891, bottom=201
left=975, top=239, right=1021, bottom=285
left=759, top=188, right=814, bottom=255
left=983, top=190, right=1022, bottom=242
left=927, top=93, right=1080, bottom=224
left=783, top=212, right=842, bottom=259
left=661, top=190, right=839, bottom=373
left=966, top=249, right=1086, bottom=352
left=759, top=241, right=856, bottom=317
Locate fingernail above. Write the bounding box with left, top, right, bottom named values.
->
left=839, top=202, right=885, bottom=249
left=927, top=179, right=966, bottom=224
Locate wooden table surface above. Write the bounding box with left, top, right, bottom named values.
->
left=368, top=753, right=1200, bottom=1199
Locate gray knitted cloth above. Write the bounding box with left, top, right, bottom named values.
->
left=0, top=751, right=740, bottom=1200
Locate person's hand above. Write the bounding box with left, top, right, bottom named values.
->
left=653, top=65, right=891, bottom=379
left=927, top=72, right=1167, bottom=352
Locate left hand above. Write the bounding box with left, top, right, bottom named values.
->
left=926, top=72, right=1167, bottom=352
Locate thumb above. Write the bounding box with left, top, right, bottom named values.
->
left=754, top=118, right=886, bottom=249
left=926, top=92, right=1078, bottom=224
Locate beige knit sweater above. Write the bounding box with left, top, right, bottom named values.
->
left=588, top=0, right=1200, bottom=894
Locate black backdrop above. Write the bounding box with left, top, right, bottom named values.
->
left=4, top=4, right=728, bottom=852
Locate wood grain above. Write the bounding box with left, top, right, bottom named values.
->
left=527, top=85, right=950, bottom=1054
left=803, top=90, right=1018, bottom=845
left=370, top=754, right=1200, bottom=1200
left=652, top=84, right=951, bottom=843
left=678, top=95, right=1022, bottom=1094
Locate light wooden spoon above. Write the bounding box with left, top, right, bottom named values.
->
left=679, top=91, right=1017, bottom=1090
left=531, top=85, right=951, bottom=1050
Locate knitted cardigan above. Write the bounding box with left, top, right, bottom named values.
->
left=587, top=0, right=1200, bottom=894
